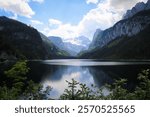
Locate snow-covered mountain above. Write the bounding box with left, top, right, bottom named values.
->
left=65, top=36, right=91, bottom=48
left=48, top=36, right=91, bottom=56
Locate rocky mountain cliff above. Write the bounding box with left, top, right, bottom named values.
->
left=48, top=36, right=64, bottom=48
left=89, top=1, right=150, bottom=50
left=40, top=34, right=69, bottom=59
left=48, top=36, right=66, bottom=51
left=80, top=2, right=150, bottom=59
left=123, top=0, right=150, bottom=19
left=79, top=24, right=150, bottom=59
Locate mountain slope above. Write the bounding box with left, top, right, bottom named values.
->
left=90, top=9, right=150, bottom=49
left=80, top=9, right=150, bottom=59
left=40, top=34, right=70, bottom=59
left=0, top=16, right=69, bottom=60
left=80, top=25, right=150, bottom=59
left=90, top=0, right=150, bottom=50
left=48, top=36, right=77, bottom=56
left=48, top=36, right=65, bottom=50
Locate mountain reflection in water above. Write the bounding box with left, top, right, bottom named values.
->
left=27, top=59, right=150, bottom=99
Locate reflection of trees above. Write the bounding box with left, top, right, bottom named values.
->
left=46, top=66, right=87, bottom=82
left=43, top=65, right=68, bottom=81
left=88, top=66, right=113, bottom=87
left=27, top=61, right=150, bottom=91
left=27, top=61, right=68, bottom=82
left=60, top=69, right=150, bottom=100
left=89, top=65, right=150, bottom=90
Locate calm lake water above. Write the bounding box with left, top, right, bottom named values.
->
left=26, top=59, right=150, bottom=99
left=1, top=59, right=150, bottom=99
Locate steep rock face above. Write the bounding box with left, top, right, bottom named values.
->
left=48, top=36, right=66, bottom=51
left=145, top=0, right=150, bottom=9
left=123, top=2, right=146, bottom=19
left=39, top=33, right=70, bottom=58
left=123, top=0, right=150, bottom=19
left=92, top=29, right=103, bottom=41
left=90, top=9, right=150, bottom=49
left=90, top=29, right=103, bottom=48
left=80, top=24, right=150, bottom=59
left=90, top=0, right=150, bottom=50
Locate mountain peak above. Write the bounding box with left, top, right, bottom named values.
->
left=90, top=9, right=150, bottom=49
left=146, top=0, right=150, bottom=9
left=48, top=36, right=63, bottom=45
left=65, top=36, right=91, bottom=46
left=0, top=16, right=8, bottom=19
left=0, top=16, right=10, bottom=21
left=90, top=28, right=103, bottom=49
left=123, top=0, right=149, bottom=19
left=95, top=28, right=102, bottom=34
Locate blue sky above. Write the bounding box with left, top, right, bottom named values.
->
left=0, top=0, right=148, bottom=41
left=29, top=0, right=96, bottom=24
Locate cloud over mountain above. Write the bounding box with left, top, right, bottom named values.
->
left=0, top=0, right=147, bottom=41
left=44, top=0, right=148, bottom=40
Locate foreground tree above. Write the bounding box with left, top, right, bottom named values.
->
left=60, top=69, right=150, bottom=100
left=0, top=61, right=51, bottom=100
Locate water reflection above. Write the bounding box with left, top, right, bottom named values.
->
left=43, top=59, right=150, bottom=66
left=26, top=59, right=150, bottom=99
left=41, top=66, right=95, bottom=99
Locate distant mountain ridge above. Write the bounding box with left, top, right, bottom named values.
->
left=65, top=36, right=91, bottom=47
left=48, top=36, right=91, bottom=56
left=47, top=36, right=65, bottom=52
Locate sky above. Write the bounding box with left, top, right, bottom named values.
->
left=0, top=0, right=148, bottom=41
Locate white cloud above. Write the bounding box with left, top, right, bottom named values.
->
left=42, top=71, right=82, bottom=99
left=30, top=19, right=43, bottom=25
left=32, top=0, right=44, bottom=3
left=49, top=19, right=62, bottom=27
left=86, top=0, right=99, bottom=4
left=79, top=0, right=148, bottom=39
left=43, top=0, right=147, bottom=40
left=9, top=13, right=18, bottom=20
left=46, top=19, right=78, bottom=39
left=108, top=0, right=148, bottom=10
left=76, top=2, right=122, bottom=39
left=0, top=0, right=35, bottom=18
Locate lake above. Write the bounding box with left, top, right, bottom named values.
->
left=25, top=59, right=150, bottom=99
